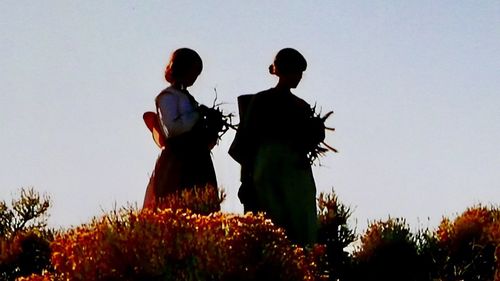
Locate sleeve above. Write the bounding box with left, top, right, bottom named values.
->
left=156, top=92, right=200, bottom=138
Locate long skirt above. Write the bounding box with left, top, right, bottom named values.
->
left=252, top=143, right=318, bottom=246
left=143, top=137, right=217, bottom=208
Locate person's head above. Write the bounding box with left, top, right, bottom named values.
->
left=164, top=48, right=203, bottom=89
left=269, top=48, right=307, bottom=89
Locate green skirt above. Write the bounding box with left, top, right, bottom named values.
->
left=253, top=143, right=318, bottom=245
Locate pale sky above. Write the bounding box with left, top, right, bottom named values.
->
left=1, top=1, right=499, bottom=232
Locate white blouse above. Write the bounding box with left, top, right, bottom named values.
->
left=156, top=86, right=200, bottom=139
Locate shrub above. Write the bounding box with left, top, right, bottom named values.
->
left=0, top=231, right=53, bottom=280
left=32, top=209, right=315, bottom=281
left=0, top=188, right=53, bottom=281
left=17, top=271, right=57, bottom=281
left=351, top=217, right=424, bottom=281
left=435, top=205, right=500, bottom=281
left=316, top=190, right=356, bottom=281
left=155, top=185, right=225, bottom=215
left=19, top=185, right=314, bottom=280
left=14, top=186, right=500, bottom=281
left=0, top=188, right=50, bottom=238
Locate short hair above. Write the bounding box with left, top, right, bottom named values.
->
left=164, top=48, right=203, bottom=83
left=269, top=48, right=307, bottom=75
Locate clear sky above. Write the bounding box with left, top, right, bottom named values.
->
left=1, top=1, right=499, bottom=232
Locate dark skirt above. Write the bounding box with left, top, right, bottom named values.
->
left=143, top=133, right=217, bottom=208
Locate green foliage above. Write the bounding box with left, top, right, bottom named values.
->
left=0, top=188, right=53, bottom=281
left=0, top=188, right=50, bottom=238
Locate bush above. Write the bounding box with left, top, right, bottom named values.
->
left=347, top=206, right=500, bottom=281
left=0, top=231, right=52, bottom=280
left=351, top=217, right=425, bottom=281
left=12, top=187, right=500, bottom=281
left=154, top=185, right=225, bottom=215
left=0, top=188, right=53, bottom=281
left=22, top=186, right=314, bottom=280
left=32, top=209, right=315, bottom=281
left=316, top=190, right=356, bottom=281
left=434, top=205, right=500, bottom=281
left=0, top=188, right=50, bottom=238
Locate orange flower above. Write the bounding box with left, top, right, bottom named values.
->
left=42, top=207, right=315, bottom=280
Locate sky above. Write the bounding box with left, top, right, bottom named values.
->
left=1, top=1, right=499, bottom=232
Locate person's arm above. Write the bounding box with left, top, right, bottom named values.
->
left=157, top=92, right=199, bottom=138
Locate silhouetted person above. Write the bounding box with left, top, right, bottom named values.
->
left=230, top=48, right=325, bottom=246
left=143, top=48, right=218, bottom=208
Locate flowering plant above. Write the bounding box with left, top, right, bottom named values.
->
left=22, top=209, right=315, bottom=281
left=352, top=218, right=424, bottom=280
left=435, top=205, right=500, bottom=281
left=316, top=190, right=355, bottom=280
left=153, top=185, right=225, bottom=215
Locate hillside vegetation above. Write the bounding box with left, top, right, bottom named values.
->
left=1, top=187, right=500, bottom=281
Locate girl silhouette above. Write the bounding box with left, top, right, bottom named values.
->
left=143, top=48, right=218, bottom=208
left=230, top=48, right=325, bottom=245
